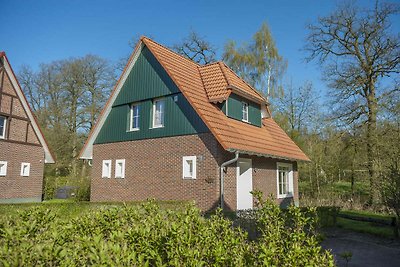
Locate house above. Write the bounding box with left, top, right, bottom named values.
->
left=0, top=52, right=55, bottom=203
left=79, top=37, right=309, bottom=211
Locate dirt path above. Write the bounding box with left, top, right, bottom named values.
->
left=322, top=228, right=400, bottom=267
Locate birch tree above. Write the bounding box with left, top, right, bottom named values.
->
left=223, top=23, right=287, bottom=98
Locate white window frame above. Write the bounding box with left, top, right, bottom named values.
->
left=152, top=98, right=165, bottom=128
left=20, top=162, right=31, bottom=177
left=276, top=162, right=294, bottom=199
left=115, top=159, right=125, bottom=179
left=102, top=160, right=112, bottom=178
left=242, top=102, right=249, bottom=122
left=0, top=161, right=7, bottom=176
left=182, top=156, right=197, bottom=179
left=0, top=116, right=6, bottom=139
left=129, top=103, right=140, bottom=131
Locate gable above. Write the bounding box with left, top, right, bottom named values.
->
left=113, top=46, right=179, bottom=106
left=0, top=53, right=54, bottom=163
left=94, top=46, right=209, bottom=145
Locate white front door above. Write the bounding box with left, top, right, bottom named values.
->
left=236, top=158, right=253, bottom=210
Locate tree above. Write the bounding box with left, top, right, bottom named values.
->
left=274, top=80, right=320, bottom=138
left=18, top=55, right=114, bottom=177
left=172, top=30, right=216, bottom=64
left=382, top=162, right=400, bottom=237
left=223, top=23, right=287, bottom=98
left=305, top=1, right=400, bottom=204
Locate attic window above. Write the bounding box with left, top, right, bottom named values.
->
left=0, top=116, right=6, bottom=139
left=152, top=98, right=165, bottom=128
left=129, top=104, right=140, bottom=131
left=242, top=102, right=249, bottom=122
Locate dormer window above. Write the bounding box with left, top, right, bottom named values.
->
left=0, top=116, right=6, bottom=139
left=242, top=102, right=248, bottom=122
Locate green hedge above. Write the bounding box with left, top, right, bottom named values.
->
left=0, top=196, right=334, bottom=266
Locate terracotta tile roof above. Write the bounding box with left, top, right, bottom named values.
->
left=141, top=37, right=309, bottom=162
left=198, top=63, right=230, bottom=102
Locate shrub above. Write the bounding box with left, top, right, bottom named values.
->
left=0, top=199, right=334, bottom=266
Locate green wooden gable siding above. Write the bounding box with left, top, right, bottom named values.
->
left=94, top=47, right=209, bottom=144
left=224, top=94, right=261, bottom=127
left=113, top=46, right=179, bottom=106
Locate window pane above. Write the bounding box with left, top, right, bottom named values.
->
left=0, top=117, right=5, bottom=137
left=242, top=103, right=248, bottom=121
left=154, top=100, right=165, bottom=127
left=131, top=105, right=140, bottom=129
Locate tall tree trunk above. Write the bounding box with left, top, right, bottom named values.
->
left=366, top=82, right=378, bottom=205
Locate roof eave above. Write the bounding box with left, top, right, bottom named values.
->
left=226, top=148, right=311, bottom=162
left=227, top=85, right=266, bottom=104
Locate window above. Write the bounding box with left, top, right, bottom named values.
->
left=277, top=163, right=293, bottom=198
left=242, top=102, right=248, bottom=122
left=115, top=159, right=125, bottom=178
left=0, top=116, right=6, bottom=139
left=152, top=98, right=165, bottom=128
left=129, top=104, right=140, bottom=131
left=0, top=161, right=7, bottom=176
left=20, top=163, right=31, bottom=177
left=102, top=160, right=112, bottom=178
left=182, top=156, right=196, bottom=179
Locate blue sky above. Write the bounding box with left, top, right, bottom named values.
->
left=1, top=0, right=398, bottom=99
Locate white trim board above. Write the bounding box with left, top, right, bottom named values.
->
left=79, top=43, right=144, bottom=159
left=2, top=55, right=55, bottom=163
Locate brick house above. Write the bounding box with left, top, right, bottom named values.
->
left=79, top=37, right=309, bottom=211
left=0, top=52, right=55, bottom=203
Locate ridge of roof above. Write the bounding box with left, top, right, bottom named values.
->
left=140, top=36, right=201, bottom=67
left=0, top=52, right=55, bottom=163
left=220, top=62, right=266, bottom=101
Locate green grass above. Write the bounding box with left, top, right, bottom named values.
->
left=337, top=217, right=395, bottom=238
left=340, top=209, right=394, bottom=223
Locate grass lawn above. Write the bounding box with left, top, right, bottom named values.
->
left=334, top=209, right=397, bottom=239
left=336, top=217, right=395, bottom=238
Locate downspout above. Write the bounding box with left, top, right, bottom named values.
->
left=220, top=151, right=239, bottom=210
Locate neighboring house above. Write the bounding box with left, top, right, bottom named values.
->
left=0, top=52, right=55, bottom=203
left=79, top=37, right=309, bottom=211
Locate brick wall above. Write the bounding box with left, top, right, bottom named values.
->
left=0, top=62, right=45, bottom=203
left=92, top=133, right=222, bottom=211
left=92, top=132, right=299, bottom=211
left=222, top=154, right=299, bottom=210
left=0, top=141, right=44, bottom=201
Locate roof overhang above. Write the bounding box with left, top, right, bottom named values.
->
left=2, top=53, right=55, bottom=163
left=226, top=148, right=311, bottom=163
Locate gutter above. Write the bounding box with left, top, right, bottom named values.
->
left=220, top=151, right=239, bottom=210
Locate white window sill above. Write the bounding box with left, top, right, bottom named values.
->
left=241, top=119, right=250, bottom=124
left=127, top=128, right=140, bottom=132
left=150, top=125, right=164, bottom=129
left=277, top=193, right=293, bottom=199
left=183, top=177, right=196, bottom=180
